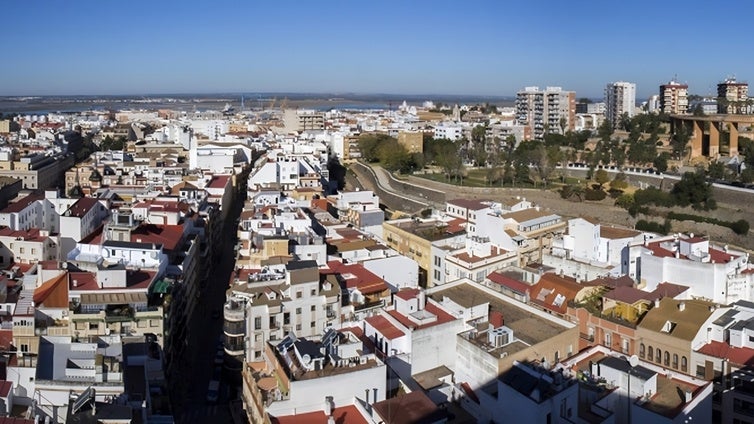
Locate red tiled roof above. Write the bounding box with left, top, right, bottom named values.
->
left=487, top=271, right=530, bottom=295
left=325, top=261, right=388, bottom=295
left=270, top=405, right=368, bottom=424
left=0, top=330, right=12, bottom=351
left=207, top=175, right=230, bottom=189
left=530, top=273, right=584, bottom=315
left=447, top=198, right=489, bottom=210
left=0, top=381, right=11, bottom=397
left=0, top=194, right=42, bottom=214
left=603, top=286, right=654, bottom=305
left=65, top=197, right=101, bottom=218
left=649, top=282, right=690, bottom=300
left=130, top=224, right=184, bottom=252
left=68, top=272, right=98, bottom=291
left=0, top=228, right=49, bottom=242
left=697, top=340, right=754, bottom=367
left=387, top=302, right=456, bottom=331
left=445, top=218, right=467, bottom=234
left=33, top=272, right=69, bottom=308
left=395, top=288, right=420, bottom=301
left=366, top=315, right=405, bottom=340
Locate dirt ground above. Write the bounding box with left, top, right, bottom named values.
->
left=403, top=174, right=754, bottom=252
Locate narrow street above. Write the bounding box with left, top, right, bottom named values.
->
left=172, top=172, right=248, bottom=424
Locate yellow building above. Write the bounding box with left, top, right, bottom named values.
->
left=383, top=217, right=465, bottom=286
left=397, top=131, right=423, bottom=154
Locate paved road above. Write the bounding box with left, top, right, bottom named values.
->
left=172, top=172, right=248, bottom=424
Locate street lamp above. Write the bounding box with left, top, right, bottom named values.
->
left=627, top=354, right=639, bottom=424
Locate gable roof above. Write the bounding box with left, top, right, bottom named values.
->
left=603, top=286, right=653, bottom=305
left=529, top=273, right=585, bottom=314
left=64, top=197, right=101, bottom=218
left=33, top=272, right=69, bottom=308
left=637, top=298, right=715, bottom=341
left=487, top=271, right=531, bottom=295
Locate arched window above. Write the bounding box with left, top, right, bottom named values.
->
left=639, top=343, right=645, bottom=359
left=648, top=346, right=653, bottom=360
left=664, top=351, right=670, bottom=366
left=656, top=348, right=662, bottom=363
left=673, top=354, right=679, bottom=369
left=681, top=356, right=688, bottom=372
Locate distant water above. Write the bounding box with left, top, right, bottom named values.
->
left=314, top=102, right=389, bottom=111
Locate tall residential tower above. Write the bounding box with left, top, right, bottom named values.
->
left=659, top=79, right=689, bottom=115
left=515, top=86, right=575, bottom=140
left=605, top=81, right=636, bottom=129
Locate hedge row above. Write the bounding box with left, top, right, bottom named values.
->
left=667, top=212, right=750, bottom=235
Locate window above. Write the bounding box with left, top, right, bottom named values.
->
left=310, top=321, right=315, bottom=328
left=296, top=291, right=302, bottom=299
left=656, top=348, right=662, bottom=363
left=296, top=307, right=302, bottom=314
left=310, top=305, right=316, bottom=312
left=19, top=247, right=24, bottom=254
left=295, top=324, right=301, bottom=331
left=648, top=346, right=653, bottom=360
left=89, top=323, right=98, bottom=330
left=673, top=354, right=679, bottom=369
left=696, top=365, right=706, bottom=379
left=604, top=332, right=611, bottom=347
left=681, top=356, right=688, bottom=372
left=150, top=320, right=158, bottom=327
left=311, top=289, right=316, bottom=296
left=137, top=320, right=146, bottom=328
left=664, top=351, right=670, bottom=366
left=434, top=257, right=441, bottom=267
left=20, top=344, right=28, bottom=353
left=254, top=317, right=261, bottom=330
left=434, top=270, right=440, bottom=281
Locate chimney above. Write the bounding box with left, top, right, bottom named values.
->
left=73, top=280, right=78, bottom=288
left=324, top=396, right=334, bottom=416
left=679, top=301, right=686, bottom=312
left=490, top=311, right=504, bottom=329
left=684, top=390, right=692, bottom=403
left=654, top=298, right=660, bottom=308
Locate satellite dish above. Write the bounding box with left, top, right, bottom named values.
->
left=629, top=355, right=639, bottom=368
left=302, top=354, right=311, bottom=365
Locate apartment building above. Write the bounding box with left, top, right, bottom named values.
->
left=430, top=281, right=577, bottom=389
left=605, top=81, right=636, bottom=129
left=243, top=329, right=386, bottom=419
left=628, top=234, right=754, bottom=304
left=659, top=79, right=689, bottom=115
left=515, top=86, right=576, bottom=140
left=223, top=261, right=342, bottom=369
left=0, top=152, right=74, bottom=190
left=718, top=78, right=749, bottom=114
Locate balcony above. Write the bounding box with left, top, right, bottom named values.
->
left=224, top=344, right=245, bottom=357
left=224, top=304, right=245, bottom=322
left=105, top=306, right=135, bottom=323
left=224, top=321, right=246, bottom=336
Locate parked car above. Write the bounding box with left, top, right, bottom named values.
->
left=206, top=380, right=220, bottom=403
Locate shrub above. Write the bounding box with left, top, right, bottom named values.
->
left=731, top=220, right=750, bottom=235
left=636, top=219, right=671, bottom=235
left=615, top=193, right=634, bottom=209
left=584, top=188, right=607, bottom=201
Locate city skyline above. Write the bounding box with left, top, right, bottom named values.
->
left=3, top=0, right=753, bottom=98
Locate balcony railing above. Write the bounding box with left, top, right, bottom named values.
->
left=224, top=321, right=245, bottom=336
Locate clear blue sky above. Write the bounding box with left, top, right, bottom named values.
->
left=2, top=0, right=752, bottom=98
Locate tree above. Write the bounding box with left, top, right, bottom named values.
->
left=597, top=119, right=613, bottom=142
left=653, top=152, right=670, bottom=173
left=670, top=122, right=691, bottom=160
left=594, top=169, right=610, bottom=188
left=707, top=161, right=726, bottom=180
left=741, top=168, right=754, bottom=183
left=610, top=173, right=629, bottom=190
left=671, top=171, right=715, bottom=210
left=692, top=103, right=705, bottom=116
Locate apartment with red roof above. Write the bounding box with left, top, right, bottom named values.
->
left=630, top=233, right=754, bottom=304
left=363, top=287, right=462, bottom=378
